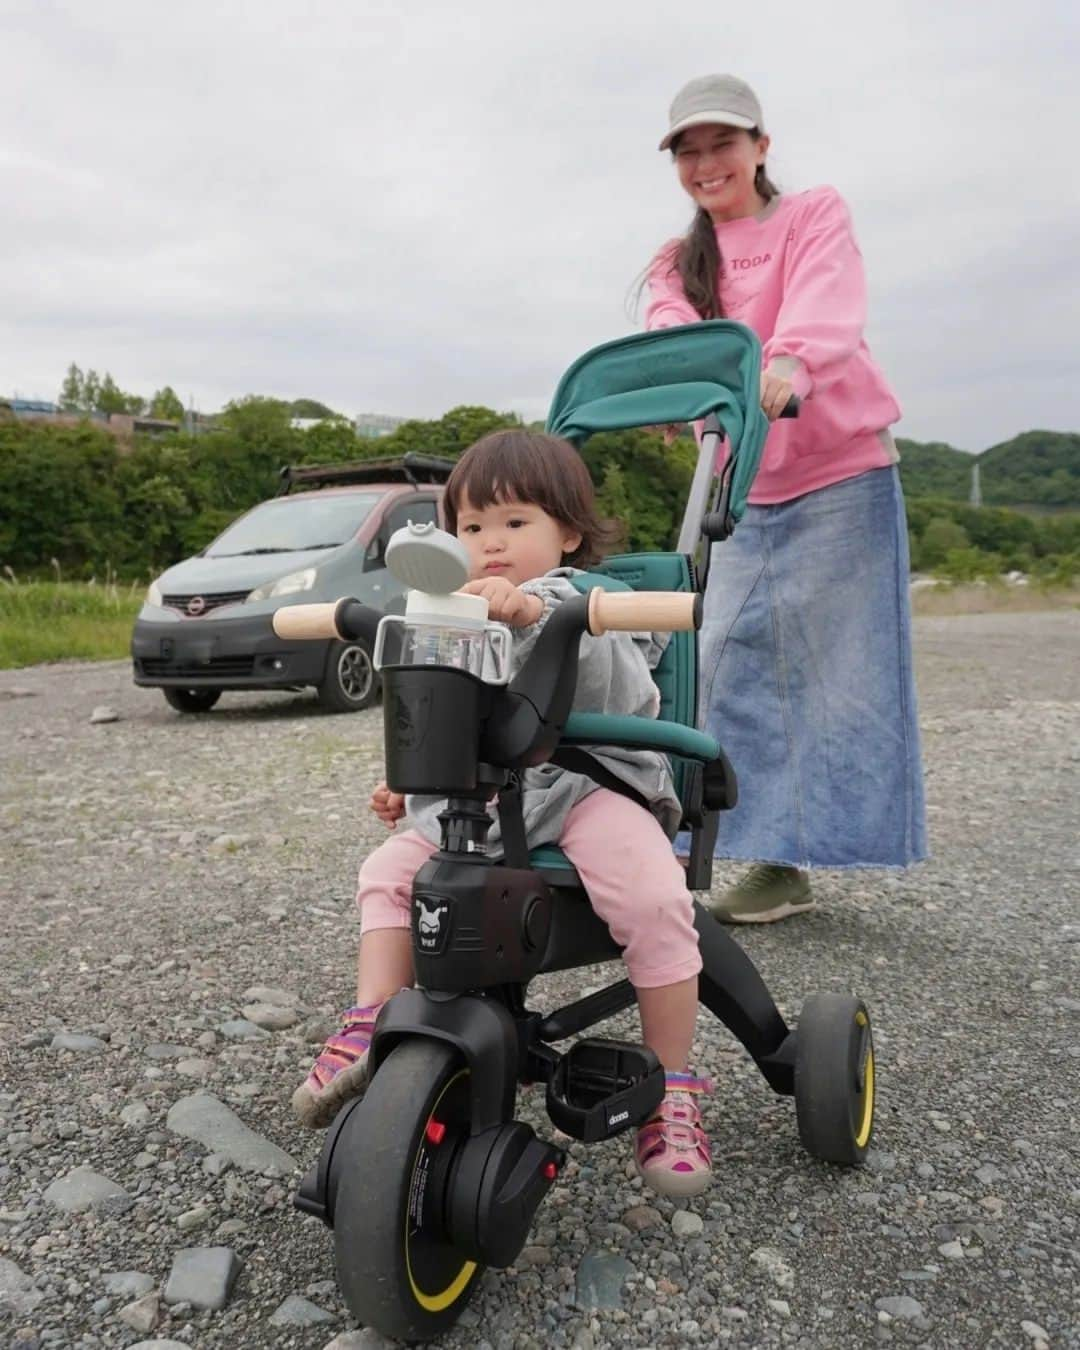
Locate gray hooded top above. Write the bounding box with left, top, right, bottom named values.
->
left=405, top=568, right=682, bottom=854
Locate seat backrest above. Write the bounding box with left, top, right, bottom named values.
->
left=569, top=552, right=699, bottom=801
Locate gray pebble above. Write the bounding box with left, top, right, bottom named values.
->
left=166, top=1093, right=296, bottom=1175
left=875, top=1295, right=926, bottom=1321
left=43, top=1167, right=133, bottom=1214
left=162, top=1246, right=240, bottom=1310
left=50, top=1032, right=106, bottom=1053
left=269, top=1293, right=336, bottom=1325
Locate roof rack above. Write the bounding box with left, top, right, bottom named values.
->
left=277, top=451, right=457, bottom=495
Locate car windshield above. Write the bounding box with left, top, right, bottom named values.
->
left=206, top=493, right=381, bottom=557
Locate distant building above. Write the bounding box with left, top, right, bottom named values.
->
left=8, top=398, right=62, bottom=419
left=354, top=412, right=405, bottom=439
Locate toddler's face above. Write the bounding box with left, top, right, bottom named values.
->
left=456, top=494, right=581, bottom=587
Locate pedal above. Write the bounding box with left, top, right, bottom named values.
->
left=545, top=1038, right=664, bottom=1142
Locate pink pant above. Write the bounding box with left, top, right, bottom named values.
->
left=356, top=789, right=701, bottom=989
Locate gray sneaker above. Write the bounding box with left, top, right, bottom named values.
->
left=709, top=864, right=814, bottom=924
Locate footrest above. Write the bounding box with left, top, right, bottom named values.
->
left=545, top=1038, right=664, bottom=1142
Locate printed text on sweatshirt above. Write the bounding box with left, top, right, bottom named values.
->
left=646, top=185, right=902, bottom=504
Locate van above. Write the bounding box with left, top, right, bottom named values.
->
left=131, top=453, right=451, bottom=713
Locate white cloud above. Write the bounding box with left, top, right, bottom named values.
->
left=2, top=0, right=1078, bottom=450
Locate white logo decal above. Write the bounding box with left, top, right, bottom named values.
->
left=418, top=899, right=446, bottom=935
left=608, top=1109, right=630, bottom=1126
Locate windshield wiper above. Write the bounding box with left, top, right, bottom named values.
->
left=212, top=547, right=296, bottom=557
left=295, top=541, right=345, bottom=551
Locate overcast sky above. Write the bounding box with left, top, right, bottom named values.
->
left=3, top=0, right=1078, bottom=452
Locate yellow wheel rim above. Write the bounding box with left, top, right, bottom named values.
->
left=405, top=1069, right=477, bottom=1312
left=853, top=1010, right=875, bottom=1150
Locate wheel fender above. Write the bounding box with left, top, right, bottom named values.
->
left=368, top=988, right=518, bottom=1133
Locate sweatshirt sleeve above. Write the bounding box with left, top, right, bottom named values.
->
left=643, top=243, right=701, bottom=331
left=514, top=576, right=663, bottom=719
left=761, top=187, right=868, bottom=399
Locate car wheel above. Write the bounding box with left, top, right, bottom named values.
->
left=316, top=638, right=379, bottom=713
left=163, top=687, right=222, bottom=714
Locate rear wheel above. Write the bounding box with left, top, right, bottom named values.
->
left=333, top=1039, right=483, bottom=1341
left=316, top=638, right=378, bottom=712
left=794, top=994, right=875, bottom=1165
left=163, top=687, right=221, bottom=713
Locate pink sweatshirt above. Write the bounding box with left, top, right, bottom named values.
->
left=645, top=185, right=901, bottom=505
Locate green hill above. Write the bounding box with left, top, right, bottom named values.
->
left=898, top=430, right=1079, bottom=510
left=980, top=430, right=1080, bottom=509
left=896, top=439, right=972, bottom=499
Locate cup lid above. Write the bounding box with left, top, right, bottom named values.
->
left=385, top=522, right=470, bottom=594
left=405, top=589, right=488, bottom=626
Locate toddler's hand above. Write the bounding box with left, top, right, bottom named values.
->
left=460, top=576, right=544, bottom=627
left=370, top=780, right=406, bottom=828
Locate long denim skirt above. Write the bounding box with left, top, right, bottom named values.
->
left=693, top=465, right=927, bottom=868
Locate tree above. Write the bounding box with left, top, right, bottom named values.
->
left=919, top=517, right=970, bottom=568
left=96, top=372, right=145, bottom=416
left=289, top=398, right=338, bottom=419
left=150, top=386, right=185, bottom=422
left=82, top=369, right=101, bottom=414
left=59, top=363, right=84, bottom=411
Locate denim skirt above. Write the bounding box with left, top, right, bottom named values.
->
left=692, top=465, right=927, bottom=868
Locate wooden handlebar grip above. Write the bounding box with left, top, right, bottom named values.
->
left=271, top=601, right=343, bottom=640
left=586, top=589, right=701, bottom=635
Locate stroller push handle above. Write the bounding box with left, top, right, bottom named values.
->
left=587, top=588, right=702, bottom=636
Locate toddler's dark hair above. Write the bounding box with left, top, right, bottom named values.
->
left=444, top=429, right=623, bottom=568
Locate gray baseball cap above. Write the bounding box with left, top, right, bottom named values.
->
left=659, top=74, right=764, bottom=151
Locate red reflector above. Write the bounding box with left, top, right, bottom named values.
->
left=542, top=1161, right=558, bottom=1180
left=425, top=1120, right=446, bottom=1145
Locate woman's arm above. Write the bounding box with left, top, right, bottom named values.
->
left=762, top=186, right=869, bottom=400
left=643, top=243, right=701, bottom=331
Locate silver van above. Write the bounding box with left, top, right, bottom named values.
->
left=131, top=454, right=451, bottom=713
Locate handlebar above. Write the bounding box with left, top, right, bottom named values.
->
left=586, top=589, right=701, bottom=636
left=779, top=395, right=800, bottom=419
left=274, top=590, right=702, bottom=643
left=273, top=598, right=374, bottom=642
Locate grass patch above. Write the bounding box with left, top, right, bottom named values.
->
left=0, top=577, right=143, bottom=668
left=911, top=578, right=1080, bottom=616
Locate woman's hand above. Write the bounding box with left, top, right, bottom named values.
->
left=760, top=367, right=795, bottom=421
left=370, top=780, right=406, bottom=829
left=459, top=576, right=544, bottom=627
left=646, top=424, right=683, bottom=445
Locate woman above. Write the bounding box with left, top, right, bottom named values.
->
left=646, top=74, right=927, bottom=922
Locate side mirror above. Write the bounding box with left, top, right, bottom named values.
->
left=365, top=536, right=387, bottom=569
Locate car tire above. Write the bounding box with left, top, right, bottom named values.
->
left=316, top=638, right=379, bottom=713
left=163, top=687, right=222, bottom=714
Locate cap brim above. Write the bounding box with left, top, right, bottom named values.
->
left=658, top=110, right=756, bottom=151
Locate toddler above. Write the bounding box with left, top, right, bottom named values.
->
left=293, top=429, right=712, bottom=1196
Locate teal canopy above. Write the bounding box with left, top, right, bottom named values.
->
left=546, top=321, right=770, bottom=524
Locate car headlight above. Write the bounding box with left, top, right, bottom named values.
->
left=146, top=579, right=163, bottom=606
left=246, top=567, right=317, bottom=603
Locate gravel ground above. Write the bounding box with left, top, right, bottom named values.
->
left=1, top=610, right=1078, bottom=1350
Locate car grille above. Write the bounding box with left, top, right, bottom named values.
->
left=139, top=656, right=256, bottom=678
left=162, top=590, right=251, bottom=616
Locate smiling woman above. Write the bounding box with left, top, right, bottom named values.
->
left=645, top=74, right=927, bottom=920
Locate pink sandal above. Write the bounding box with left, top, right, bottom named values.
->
left=634, top=1071, right=713, bottom=1198
left=291, top=1002, right=384, bottom=1129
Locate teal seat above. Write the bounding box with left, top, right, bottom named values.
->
left=528, top=553, right=708, bottom=879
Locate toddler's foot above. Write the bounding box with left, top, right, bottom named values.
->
left=291, top=1003, right=384, bottom=1129
left=634, top=1071, right=713, bottom=1198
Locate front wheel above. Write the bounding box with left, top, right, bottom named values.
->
left=316, top=638, right=378, bottom=712
left=794, top=993, right=875, bottom=1165
left=163, top=687, right=221, bottom=713
left=332, top=1039, right=483, bottom=1341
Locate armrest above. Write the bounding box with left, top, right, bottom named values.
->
left=562, top=712, right=720, bottom=763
